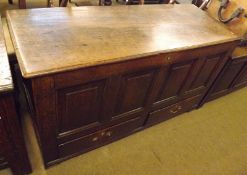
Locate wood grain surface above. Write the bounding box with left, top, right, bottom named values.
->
left=0, top=16, right=13, bottom=93
left=232, top=47, right=247, bottom=59
left=7, top=5, right=239, bottom=78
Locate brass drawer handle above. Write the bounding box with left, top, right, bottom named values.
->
left=92, top=136, right=99, bottom=142
left=106, top=131, right=112, bottom=137
left=101, top=131, right=105, bottom=136
left=169, top=105, right=182, bottom=114
left=92, top=131, right=112, bottom=142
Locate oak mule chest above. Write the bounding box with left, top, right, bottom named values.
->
left=7, top=5, right=239, bottom=167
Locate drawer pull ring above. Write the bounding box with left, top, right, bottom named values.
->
left=169, top=105, right=182, bottom=114
left=92, top=137, right=99, bottom=142
left=101, top=131, right=105, bottom=136
left=106, top=131, right=112, bottom=137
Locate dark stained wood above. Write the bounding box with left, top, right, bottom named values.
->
left=0, top=94, right=32, bottom=175
left=57, top=79, right=107, bottom=133
left=58, top=116, right=144, bottom=158
left=7, top=5, right=239, bottom=167
left=233, top=64, right=247, bottom=88
left=7, top=0, right=26, bottom=8
left=31, top=76, right=58, bottom=166
left=204, top=55, right=247, bottom=102
left=19, top=0, right=26, bottom=9
left=0, top=155, right=8, bottom=170
left=202, top=0, right=247, bottom=103
left=112, top=69, right=156, bottom=119
left=0, top=18, right=31, bottom=175
left=213, top=61, right=244, bottom=92
left=146, top=95, right=202, bottom=126
left=151, top=43, right=236, bottom=110
left=26, top=42, right=237, bottom=167
left=203, top=48, right=247, bottom=102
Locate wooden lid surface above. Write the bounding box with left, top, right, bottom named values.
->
left=7, top=5, right=239, bottom=78
left=0, top=17, right=13, bottom=93
left=232, top=47, right=247, bottom=59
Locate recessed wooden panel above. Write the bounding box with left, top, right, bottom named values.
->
left=205, top=57, right=247, bottom=102
left=57, top=80, right=106, bottom=133
left=113, top=70, right=155, bottom=118
left=189, top=56, right=221, bottom=90
left=153, top=53, right=226, bottom=109
left=157, top=61, right=193, bottom=102
left=212, top=61, right=244, bottom=93
left=233, top=64, right=247, bottom=88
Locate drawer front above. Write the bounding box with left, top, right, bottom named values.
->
left=58, top=117, right=144, bottom=158
left=146, top=95, right=202, bottom=126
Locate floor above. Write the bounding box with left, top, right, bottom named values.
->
left=0, top=87, right=247, bottom=175
left=1, top=1, right=247, bottom=175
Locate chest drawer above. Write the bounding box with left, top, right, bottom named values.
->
left=58, top=116, right=145, bottom=158
left=146, top=95, right=202, bottom=126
